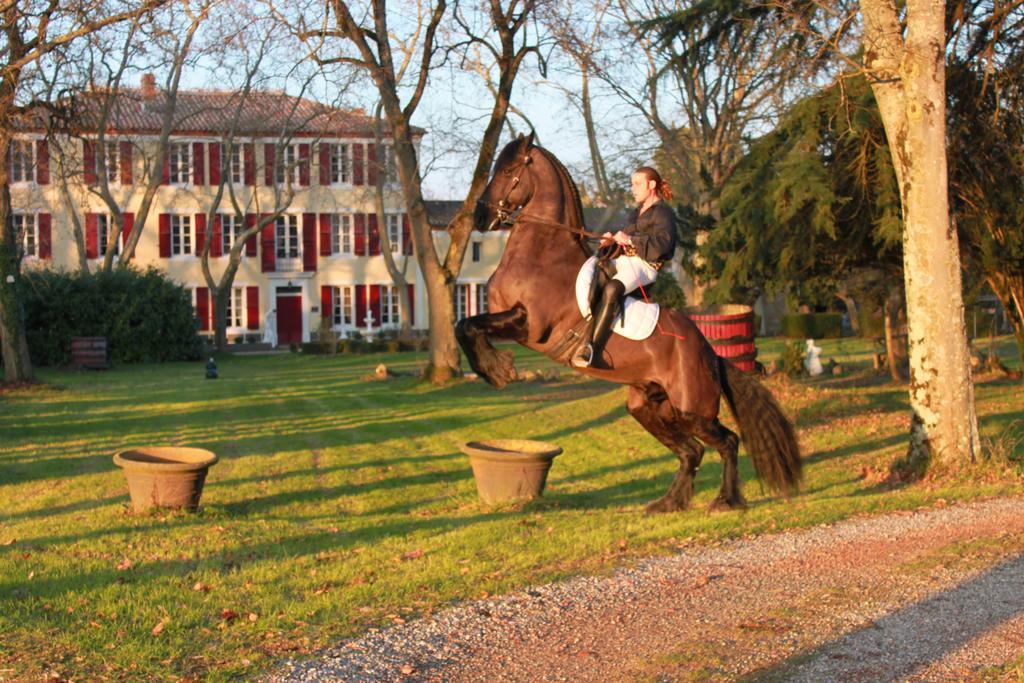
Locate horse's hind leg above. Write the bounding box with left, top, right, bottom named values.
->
left=627, top=386, right=705, bottom=513
left=691, top=416, right=746, bottom=512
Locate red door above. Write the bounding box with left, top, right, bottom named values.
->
left=276, top=294, right=302, bottom=346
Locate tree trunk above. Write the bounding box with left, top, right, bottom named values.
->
left=863, top=0, right=981, bottom=469
left=0, top=136, right=35, bottom=383
left=422, top=263, right=458, bottom=382
left=883, top=297, right=901, bottom=382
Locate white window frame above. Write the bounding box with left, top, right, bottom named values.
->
left=455, top=283, right=470, bottom=320
left=331, top=214, right=353, bottom=256
left=170, top=214, right=192, bottom=256
left=14, top=213, right=38, bottom=258
left=96, top=214, right=121, bottom=258
left=275, top=214, right=300, bottom=259
left=225, top=286, right=246, bottom=329
left=221, top=213, right=243, bottom=254
left=96, top=140, right=119, bottom=185
left=329, top=143, right=351, bottom=185
left=379, top=143, right=399, bottom=186
left=476, top=283, right=489, bottom=314
left=332, top=285, right=355, bottom=328
left=380, top=285, right=400, bottom=327
left=385, top=213, right=402, bottom=254
left=276, top=143, right=301, bottom=185
left=228, top=143, right=245, bottom=185
left=8, top=139, right=35, bottom=184
left=168, top=142, right=192, bottom=185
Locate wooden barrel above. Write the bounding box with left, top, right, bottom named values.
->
left=685, top=304, right=758, bottom=372
left=71, top=337, right=110, bottom=370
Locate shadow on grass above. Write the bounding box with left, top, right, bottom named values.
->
left=740, top=553, right=1024, bottom=682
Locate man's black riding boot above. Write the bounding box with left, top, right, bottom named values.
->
left=572, top=280, right=625, bottom=368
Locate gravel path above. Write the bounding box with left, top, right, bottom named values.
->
left=272, top=497, right=1024, bottom=682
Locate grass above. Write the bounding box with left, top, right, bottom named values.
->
left=1, top=337, right=1022, bottom=681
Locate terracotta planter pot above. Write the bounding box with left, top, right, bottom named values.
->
left=113, top=447, right=218, bottom=513
left=460, top=439, right=562, bottom=505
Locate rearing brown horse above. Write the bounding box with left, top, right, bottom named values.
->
left=458, top=133, right=801, bottom=512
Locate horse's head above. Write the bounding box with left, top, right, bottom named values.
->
left=474, top=131, right=536, bottom=232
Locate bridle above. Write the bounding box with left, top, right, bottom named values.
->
left=477, top=149, right=602, bottom=240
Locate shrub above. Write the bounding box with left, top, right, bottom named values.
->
left=21, top=266, right=203, bottom=366
left=781, top=313, right=843, bottom=339
left=646, top=269, right=687, bottom=310
left=781, top=340, right=807, bottom=377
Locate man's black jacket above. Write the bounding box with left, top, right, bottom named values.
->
left=623, top=201, right=677, bottom=263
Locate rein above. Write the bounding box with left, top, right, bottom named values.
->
left=479, top=202, right=603, bottom=240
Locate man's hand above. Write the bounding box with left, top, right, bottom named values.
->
left=600, top=231, right=615, bottom=247
left=612, top=230, right=632, bottom=246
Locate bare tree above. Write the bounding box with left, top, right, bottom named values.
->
left=1, top=0, right=164, bottom=382
left=291, top=0, right=543, bottom=383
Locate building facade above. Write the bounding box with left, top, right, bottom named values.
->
left=8, top=81, right=506, bottom=346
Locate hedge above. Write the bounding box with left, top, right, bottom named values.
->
left=781, top=313, right=843, bottom=339
left=21, top=267, right=203, bottom=366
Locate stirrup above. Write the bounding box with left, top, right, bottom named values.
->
left=571, top=343, right=594, bottom=368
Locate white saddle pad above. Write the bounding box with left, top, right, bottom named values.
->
left=575, top=256, right=659, bottom=341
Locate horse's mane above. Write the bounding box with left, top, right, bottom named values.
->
left=533, top=145, right=590, bottom=252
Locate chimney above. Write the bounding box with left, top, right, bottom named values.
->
left=140, top=73, right=157, bottom=98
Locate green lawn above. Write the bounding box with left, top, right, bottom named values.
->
left=1, top=339, right=1022, bottom=681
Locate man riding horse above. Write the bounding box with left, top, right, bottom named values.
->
left=572, top=167, right=677, bottom=368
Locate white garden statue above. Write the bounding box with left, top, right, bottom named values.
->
left=804, top=338, right=823, bottom=376
left=263, top=309, right=278, bottom=347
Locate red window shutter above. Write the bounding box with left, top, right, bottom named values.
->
left=38, top=213, right=52, bottom=259
left=196, top=287, right=210, bottom=331
left=121, top=213, right=134, bottom=258
left=159, top=213, right=171, bottom=257
left=321, top=285, right=333, bottom=319
left=299, top=143, right=310, bottom=186
left=35, top=140, right=49, bottom=184
left=402, top=214, right=412, bottom=255
left=85, top=213, right=99, bottom=259
left=195, top=213, right=207, bottom=255
left=352, top=143, right=364, bottom=185
left=192, top=142, right=205, bottom=185
left=354, top=213, right=366, bottom=256
left=211, top=215, right=222, bottom=257
left=355, top=284, right=367, bottom=327
left=260, top=217, right=276, bottom=272
left=366, top=143, right=377, bottom=187
left=208, top=142, right=221, bottom=186
left=406, top=284, right=415, bottom=327
left=119, top=141, right=133, bottom=184
left=244, top=143, right=255, bottom=186
left=319, top=214, right=332, bottom=256
left=161, top=143, right=170, bottom=184
left=319, top=143, right=330, bottom=185
left=368, top=214, right=380, bottom=255
left=264, top=144, right=275, bottom=186
left=369, top=284, right=382, bottom=326
left=83, top=140, right=97, bottom=185
left=302, top=212, right=317, bottom=272
left=244, top=213, right=257, bottom=256
left=247, top=286, right=260, bottom=330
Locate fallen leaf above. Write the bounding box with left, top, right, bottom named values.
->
left=192, top=582, right=210, bottom=592
left=151, top=620, right=166, bottom=636
left=2, top=538, right=15, bottom=546
left=117, top=558, right=134, bottom=571
left=248, top=613, right=258, bottom=622
left=618, top=539, right=628, bottom=551
left=220, top=608, right=239, bottom=622
left=402, top=549, right=424, bottom=561
left=27, top=571, right=34, bottom=580
left=400, top=664, right=415, bottom=675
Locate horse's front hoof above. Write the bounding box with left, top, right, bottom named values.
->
left=645, top=495, right=687, bottom=514
left=706, top=495, right=747, bottom=513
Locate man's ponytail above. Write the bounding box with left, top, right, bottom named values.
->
left=635, top=166, right=672, bottom=201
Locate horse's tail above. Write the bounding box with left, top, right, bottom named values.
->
left=718, top=358, right=802, bottom=496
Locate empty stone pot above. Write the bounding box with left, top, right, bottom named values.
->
left=460, top=439, right=562, bottom=505
left=113, top=447, right=218, bottom=513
